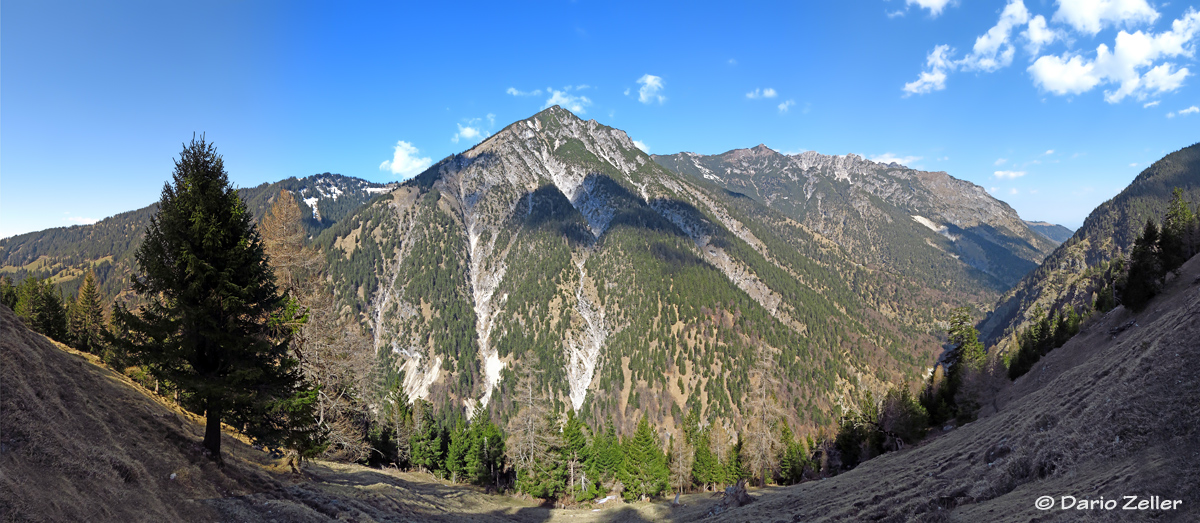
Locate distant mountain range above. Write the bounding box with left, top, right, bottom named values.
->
left=0, top=173, right=396, bottom=301
left=1022, top=221, right=1073, bottom=244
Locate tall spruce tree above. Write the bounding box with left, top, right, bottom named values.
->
left=1121, top=218, right=1164, bottom=311
left=1160, top=188, right=1196, bottom=273
left=113, top=136, right=309, bottom=460
left=68, top=270, right=105, bottom=354
left=619, top=415, right=669, bottom=501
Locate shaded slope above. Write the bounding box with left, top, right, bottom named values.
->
left=980, top=143, right=1200, bottom=347
left=710, top=253, right=1200, bottom=523
left=1024, top=221, right=1073, bottom=244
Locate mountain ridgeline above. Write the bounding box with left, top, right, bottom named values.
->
left=652, top=147, right=1058, bottom=293
left=318, top=106, right=1055, bottom=436
left=0, top=173, right=396, bottom=302
left=980, top=142, right=1200, bottom=348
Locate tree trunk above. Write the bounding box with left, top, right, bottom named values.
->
left=204, top=397, right=223, bottom=462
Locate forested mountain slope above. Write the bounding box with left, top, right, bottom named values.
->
left=0, top=173, right=394, bottom=301
left=653, top=146, right=1057, bottom=294
left=713, top=250, right=1200, bottom=523
left=322, top=107, right=1059, bottom=437
left=979, top=143, right=1200, bottom=348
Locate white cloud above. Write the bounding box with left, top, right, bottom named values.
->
left=995, top=158, right=1009, bottom=165
left=960, top=0, right=1030, bottom=72
left=1130, top=162, right=1139, bottom=166
left=1044, top=149, right=1055, bottom=155
left=1171, top=105, right=1200, bottom=117
left=778, top=99, right=796, bottom=113
left=452, top=123, right=483, bottom=144
left=746, top=87, right=778, bottom=99
left=1144, top=100, right=1161, bottom=107
left=65, top=216, right=99, bottom=225
left=1053, top=0, right=1159, bottom=35
left=990, top=186, right=999, bottom=192
left=907, top=0, right=955, bottom=17
left=871, top=153, right=922, bottom=166
left=904, top=44, right=953, bottom=95
left=487, top=113, right=496, bottom=127
left=888, top=10, right=906, bottom=19
left=1028, top=53, right=1102, bottom=94
left=1023, top=15, right=1065, bottom=55
left=637, top=74, right=666, bottom=104
left=544, top=88, right=593, bottom=113
left=995, top=170, right=1028, bottom=179
left=1028, top=9, right=1200, bottom=102
left=379, top=140, right=433, bottom=178
left=633, top=140, right=650, bottom=153
left=1010, top=187, right=1020, bottom=194
left=506, top=87, right=542, bottom=97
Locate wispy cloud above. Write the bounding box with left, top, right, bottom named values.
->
left=907, top=0, right=956, bottom=18
left=778, top=99, right=796, bottom=113
left=870, top=153, right=922, bottom=166
left=995, top=158, right=1009, bottom=165
left=637, top=74, right=666, bottom=104
left=506, top=87, right=542, bottom=97
left=1144, top=100, right=1161, bottom=108
left=452, top=123, right=482, bottom=144
left=1168, top=105, right=1200, bottom=118
left=994, top=170, right=1027, bottom=179
left=379, top=140, right=433, bottom=178
left=544, top=87, right=593, bottom=113
left=633, top=140, right=650, bottom=153
left=746, top=87, right=778, bottom=99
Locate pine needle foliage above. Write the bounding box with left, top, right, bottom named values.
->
left=113, top=136, right=314, bottom=460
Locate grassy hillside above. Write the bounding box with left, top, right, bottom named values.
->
left=710, top=251, right=1200, bottom=522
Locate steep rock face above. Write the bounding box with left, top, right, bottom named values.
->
left=979, top=143, right=1200, bottom=348
left=653, top=147, right=1057, bottom=293
left=323, top=107, right=996, bottom=435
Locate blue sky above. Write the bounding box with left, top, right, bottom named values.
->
left=3, top=0, right=1198, bottom=238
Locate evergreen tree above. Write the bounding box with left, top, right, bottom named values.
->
left=777, top=424, right=810, bottom=485
left=691, top=429, right=721, bottom=491
left=409, top=399, right=444, bottom=473
left=446, top=418, right=472, bottom=483
left=619, top=415, right=668, bottom=501
left=14, top=277, right=69, bottom=343
left=1160, top=188, right=1196, bottom=273
left=0, top=276, right=17, bottom=310
left=112, top=136, right=312, bottom=460
left=561, top=410, right=592, bottom=500
left=464, top=416, right=505, bottom=488
left=1121, top=218, right=1164, bottom=311
left=68, top=270, right=105, bottom=354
